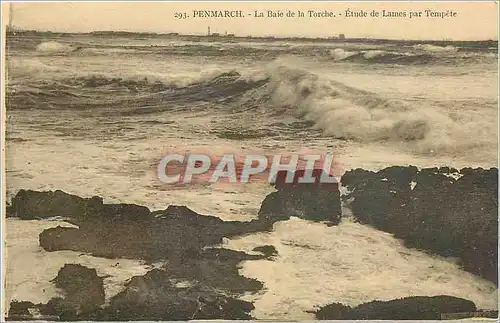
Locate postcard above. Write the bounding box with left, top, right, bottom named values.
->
left=1, top=1, right=498, bottom=321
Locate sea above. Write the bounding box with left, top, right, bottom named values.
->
left=3, top=34, right=499, bottom=319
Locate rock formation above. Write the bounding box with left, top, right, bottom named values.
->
left=8, top=189, right=282, bottom=320
left=51, top=264, right=105, bottom=314
left=314, top=295, right=477, bottom=320
left=259, top=169, right=342, bottom=224
left=342, top=166, right=498, bottom=284
left=7, top=166, right=497, bottom=321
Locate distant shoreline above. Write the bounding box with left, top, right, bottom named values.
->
left=5, top=29, right=498, bottom=48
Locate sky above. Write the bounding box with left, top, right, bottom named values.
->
left=2, top=2, right=499, bottom=40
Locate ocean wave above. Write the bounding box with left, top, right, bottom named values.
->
left=36, top=41, right=82, bottom=54
left=328, top=48, right=436, bottom=65
left=6, top=58, right=246, bottom=93
left=12, top=39, right=496, bottom=68
left=6, top=68, right=268, bottom=114
left=249, top=62, right=495, bottom=153
left=329, top=48, right=358, bottom=61
left=6, top=59, right=497, bottom=155
left=363, top=50, right=386, bottom=59
left=6, top=59, right=61, bottom=79
left=414, top=44, right=458, bottom=53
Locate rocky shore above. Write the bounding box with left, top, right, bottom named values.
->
left=342, top=166, right=498, bottom=284
left=313, top=295, right=481, bottom=320
left=5, top=166, right=498, bottom=320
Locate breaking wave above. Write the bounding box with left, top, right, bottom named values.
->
left=329, top=48, right=358, bottom=61
left=6, top=59, right=496, bottom=155
left=414, top=44, right=458, bottom=52
left=329, top=48, right=436, bottom=65
left=257, top=63, right=496, bottom=153
left=22, top=40, right=493, bottom=66
left=36, top=41, right=82, bottom=54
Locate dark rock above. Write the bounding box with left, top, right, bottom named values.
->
left=314, top=295, right=476, bottom=320
left=8, top=301, right=36, bottom=316
left=25, top=191, right=279, bottom=320
left=258, top=192, right=291, bottom=222
left=165, top=248, right=264, bottom=294
left=38, top=200, right=277, bottom=262
left=10, top=189, right=103, bottom=220
left=341, top=166, right=498, bottom=284
left=439, top=166, right=459, bottom=173
left=314, top=302, right=352, bottom=320
left=7, top=300, right=62, bottom=321
left=253, top=245, right=278, bottom=258
left=378, top=165, right=419, bottom=188
left=52, top=264, right=105, bottom=313
left=9, top=189, right=152, bottom=222
left=101, top=247, right=263, bottom=319
left=339, top=168, right=377, bottom=189
left=103, top=267, right=256, bottom=320
left=10, top=186, right=329, bottom=320
left=15, top=190, right=272, bottom=263
left=272, top=169, right=339, bottom=190
left=6, top=201, right=16, bottom=217
left=39, top=226, right=82, bottom=252
left=347, top=296, right=476, bottom=320
left=259, top=170, right=342, bottom=224
left=42, top=297, right=78, bottom=321
left=10, top=250, right=262, bottom=321
left=40, top=211, right=255, bottom=262
left=99, top=203, right=151, bottom=221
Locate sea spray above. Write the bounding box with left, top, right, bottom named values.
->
left=262, top=62, right=495, bottom=154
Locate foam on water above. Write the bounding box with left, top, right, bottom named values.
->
left=225, top=217, right=498, bottom=320
left=414, top=44, right=458, bottom=53
left=35, top=41, right=76, bottom=53
left=4, top=218, right=155, bottom=312
left=262, top=62, right=497, bottom=155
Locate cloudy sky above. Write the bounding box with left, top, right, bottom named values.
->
left=3, top=2, right=498, bottom=40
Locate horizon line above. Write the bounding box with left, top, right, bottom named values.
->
left=5, top=28, right=499, bottom=43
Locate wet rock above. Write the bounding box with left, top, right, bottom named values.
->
left=11, top=187, right=329, bottom=320
left=38, top=205, right=271, bottom=262
left=10, top=189, right=103, bottom=220
left=259, top=169, right=342, bottom=224
left=9, top=189, right=152, bottom=222
left=39, top=226, right=81, bottom=252
left=41, top=297, right=78, bottom=321
left=27, top=192, right=276, bottom=320
left=11, top=249, right=262, bottom=321
left=341, top=166, right=498, bottom=284
left=8, top=301, right=36, bottom=316
left=258, top=192, right=291, bottom=222
left=314, top=295, right=476, bottom=320
left=348, top=295, right=476, bottom=320
left=6, top=201, right=15, bottom=217
left=51, top=264, right=105, bottom=314
left=98, top=249, right=263, bottom=320
left=314, top=302, right=352, bottom=320
left=7, top=300, right=61, bottom=321
left=103, top=268, right=255, bottom=320
left=165, top=248, right=264, bottom=294
left=14, top=190, right=273, bottom=262
left=253, top=245, right=278, bottom=258
left=439, top=166, right=459, bottom=173
left=8, top=264, right=106, bottom=321
left=99, top=203, right=151, bottom=221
